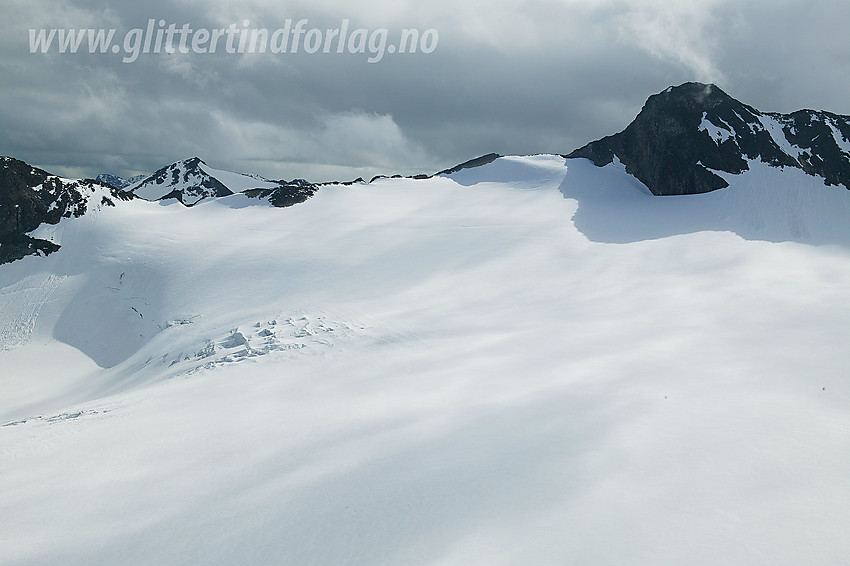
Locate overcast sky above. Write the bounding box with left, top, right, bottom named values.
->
left=2, top=0, right=849, bottom=182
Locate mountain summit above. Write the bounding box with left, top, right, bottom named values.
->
left=131, top=157, right=244, bottom=205
left=129, top=157, right=316, bottom=207
left=567, top=82, right=850, bottom=195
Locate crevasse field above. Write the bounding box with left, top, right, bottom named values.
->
left=2, top=155, right=849, bottom=565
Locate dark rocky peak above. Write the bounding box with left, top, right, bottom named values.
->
left=96, top=172, right=149, bottom=190
left=568, top=82, right=850, bottom=195
left=96, top=173, right=129, bottom=189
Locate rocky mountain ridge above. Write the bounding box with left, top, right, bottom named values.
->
left=567, top=82, right=850, bottom=195
left=0, top=156, right=130, bottom=264
left=3, top=82, right=849, bottom=264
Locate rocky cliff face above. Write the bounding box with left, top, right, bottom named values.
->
left=567, top=83, right=850, bottom=195
left=0, top=157, right=131, bottom=264
left=242, top=179, right=317, bottom=208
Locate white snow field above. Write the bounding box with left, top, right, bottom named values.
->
left=2, top=155, right=850, bottom=565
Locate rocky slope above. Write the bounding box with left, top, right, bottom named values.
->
left=0, top=157, right=130, bottom=264
left=567, top=82, right=850, bottom=195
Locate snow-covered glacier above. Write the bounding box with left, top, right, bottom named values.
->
left=2, top=154, right=850, bottom=565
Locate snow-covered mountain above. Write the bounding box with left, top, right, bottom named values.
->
left=2, top=86, right=850, bottom=565
left=569, top=82, right=850, bottom=195
left=2, top=82, right=845, bottom=266
left=129, top=156, right=317, bottom=207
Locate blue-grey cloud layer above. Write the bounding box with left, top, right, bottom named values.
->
left=2, top=0, right=848, bottom=182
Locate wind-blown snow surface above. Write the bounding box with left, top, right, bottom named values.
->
left=2, top=155, right=850, bottom=565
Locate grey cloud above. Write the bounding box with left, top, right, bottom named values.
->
left=1, top=0, right=848, bottom=182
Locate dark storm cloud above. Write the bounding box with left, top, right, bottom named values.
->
left=1, top=0, right=848, bottom=182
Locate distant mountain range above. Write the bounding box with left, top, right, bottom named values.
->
left=0, top=156, right=318, bottom=263
left=1, top=82, right=848, bottom=264
left=95, top=173, right=147, bottom=190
